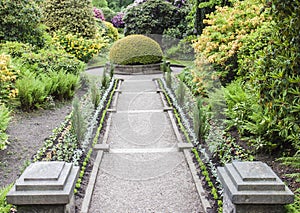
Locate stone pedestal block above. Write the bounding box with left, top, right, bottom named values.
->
left=218, top=161, right=294, bottom=213
left=7, top=161, right=79, bottom=213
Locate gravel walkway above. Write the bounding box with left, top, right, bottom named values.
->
left=88, top=74, right=203, bottom=212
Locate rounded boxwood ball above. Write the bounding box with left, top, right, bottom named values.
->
left=109, top=35, right=163, bottom=65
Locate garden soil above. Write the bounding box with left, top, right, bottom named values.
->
left=0, top=104, right=72, bottom=189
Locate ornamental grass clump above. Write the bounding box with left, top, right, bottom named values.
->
left=109, top=35, right=163, bottom=65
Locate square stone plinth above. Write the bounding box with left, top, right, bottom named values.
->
left=218, top=161, right=294, bottom=205
left=7, top=161, right=79, bottom=206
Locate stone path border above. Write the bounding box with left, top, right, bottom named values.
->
left=155, top=79, right=212, bottom=211
left=80, top=75, right=210, bottom=213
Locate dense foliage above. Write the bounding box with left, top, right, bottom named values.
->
left=109, top=35, right=163, bottom=65
left=111, top=12, right=125, bottom=28
left=92, top=0, right=108, bottom=8
left=194, top=0, right=270, bottom=84
left=194, top=0, right=300, bottom=153
left=0, top=54, right=19, bottom=104
left=42, top=0, right=96, bottom=38
left=0, top=0, right=45, bottom=47
left=123, top=0, right=189, bottom=37
left=0, top=104, right=11, bottom=150
left=52, top=31, right=108, bottom=63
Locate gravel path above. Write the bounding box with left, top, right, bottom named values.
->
left=88, top=75, right=203, bottom=212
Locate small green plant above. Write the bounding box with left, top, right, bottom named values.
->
left=193, top=98, right=210, bottom=143
left=47, top=70, right=79, bottom=101
left=101, top=68, right=109, bottom=89
left=176, top=78, right=186, bottom=107
left=90, top=80, right=101, bottom=109
left=16, top=71, right=48, bottom=111
left=161, top=58, right=170, bottom=73
left=165, top=71, right=172, bottom=89
left=0, top=104, right=11, bottom=150
left=109, top=63, right=114, bottom=78
left=71, top=97, right=86, bottom=143
left=0, top=184, right=13, bottom=213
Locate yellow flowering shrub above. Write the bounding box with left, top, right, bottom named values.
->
left=193, top=0, right=271, bottom=84
left=52, top=31, right=108, bottom=63
left=0, top=54, right=19, bottom=103
left=103, top=21, right=119, bottom=42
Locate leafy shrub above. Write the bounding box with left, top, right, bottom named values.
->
left=0, top=54, right=19, bottom=104
left=18, top=48, right=85, bottom=75
left=93, top=7, right=105, bottom=21
left=243, top=0, right=300, bottom=151
left=47, top=70, right=79, bottom=101
left=16, top=71, right=48, bottom=111
left=109, top=35, right=163, bottom=65
left=111, top=12, right=125, bottom=28
left=0, top=42, right=34, bottom=58
left=103, top=21, right=119, bottom=42
left=52, top=31, right=108, bottom=63
left=92, top=0, right=108, bottom=8
left=220, top=1, right=300, bottom=152
left=101, top=7, right=116, bottom=22
left=16, top=70, right=79, bottom=111
left=124, top=0, right=189, bottom=36
left=193, top=0, right=270, bottom=85
left=42, top=0, right=96, bottom=38
left=71, top=96, right=86, bottom=143
left=0, top=0, right=46, bottom=47
left=0, top=104, right=11, bottom=150
left=193, top=98, right=210, bottom=143
left=0, top=184, right=13, bottom=212
left=165, top=38, right=194, bottom=61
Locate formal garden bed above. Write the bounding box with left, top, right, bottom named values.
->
left=1, top=0, right=300, bottom=212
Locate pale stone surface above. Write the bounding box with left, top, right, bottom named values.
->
left=120, top=80, right=157, bottom=92
left=178, top=142, right=194, bottom=151
left=89, top=153, right=203, bottom=212
left=218, top=161, right=294, bottom=213
left=116, top=92, right=163, bottom=111
left=23, top=161, right=64, bottom=181
left=86, top=77, right=204, bottom=212
left=233, top=161, right=276, bottom=181
left=108, top=112, right=178, bottom=149
left=94, top=143, right=110, bottom=151
left=7, top=161, right=79, bottom=211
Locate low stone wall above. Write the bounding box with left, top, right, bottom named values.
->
left=106, top=63, right=163, bottom=75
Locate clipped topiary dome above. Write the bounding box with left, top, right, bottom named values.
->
left=109, top=35, right=163, bottom=65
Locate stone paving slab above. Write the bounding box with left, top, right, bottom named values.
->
left=108, top=112, right=178, bottom=149
left=115, top=74, right=162, bottom=81
left=117, top=92, right=163, bottom=111
left=84, top=74, right=205, bottom=213
left=89, top=152, right=203, bottom=213
left=120, top=80, right=157, bottom=92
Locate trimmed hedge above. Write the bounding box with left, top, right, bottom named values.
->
left=109, top=35, right=163, bottom=65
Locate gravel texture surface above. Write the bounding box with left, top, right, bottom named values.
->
left=90, top=153, right=203, bottom=213
left=120, top=80, right=157, bottom=92
left=108, top=112, right=178, bottom=149
left=117, top=92, right=164, bottom=111
left=88, top=77, right=203, bottom=212
left=0, top=105, right=72, bottom=188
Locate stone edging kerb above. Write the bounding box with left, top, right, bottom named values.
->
left=106, top=63, right=163, bottom=75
